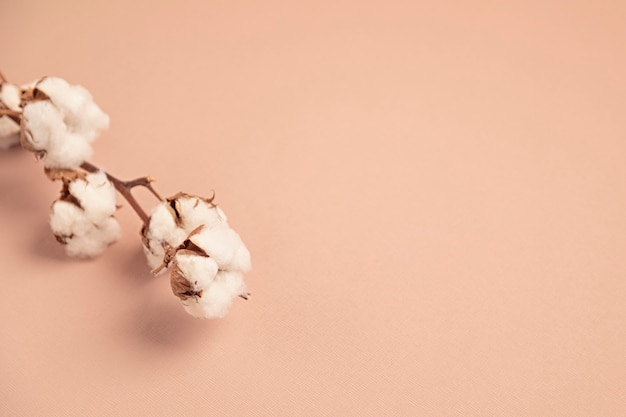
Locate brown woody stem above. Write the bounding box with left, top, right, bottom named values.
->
left=0, top=108, right=21, bottom=125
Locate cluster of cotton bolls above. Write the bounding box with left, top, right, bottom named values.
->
left=49, top=171, right=121, bottom=257
left=1, top=74, right=252, bottom=319
left=20, top=77, right=109, bottom=168
left=0, top=82, right=22, bottom=149
left=142, top=193, right=251, bottom=318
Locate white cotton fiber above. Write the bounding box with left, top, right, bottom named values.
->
left=49, top=200, right=94, bottom=237
left=141, top=196, right=228, bottom=271
left=174, top=252, right=219, bottom=290
left=19, top=77, right=109, bottom=168
left=147, top=203, right=187, bottom=245
left=64, top=216, right=121, bottom=258
left=69, top=171, right=117, bottom=222
left=0, top=83, right=21, bottom=111
left=22, top=100, right=65, bottom=150
left=42, top=130, right=94, bottom=168
left=142, top=203, right=189, bottom=270
left=37, top=77, right=109, bottom=143
left=177, top=196, right=227, bottom=230
left=189, top=223, right=251, bottom=272
left=183, top=271, right=246, bottom=319
left=49, top=172, right=120, bottom=258
left=145, top=192, right=251, bottom=318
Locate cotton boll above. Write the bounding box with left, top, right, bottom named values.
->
left=0, top=83, right=21, bottom=111
left=177, top=196, right=227, bottom=231
left=65, top=233, right=106, bottom=257
left=22, top=100, right=95, bottom=168
left=50, top=203, right=120, bottom=258
left=69, top=171, right=117, bottom=222
left=142, top=202, right=189, bottom=269
left=183, top=271, right=246, bottom=319
left=36, top=77, right=80, bottom=114
left=174, top=252, right=219, bottom=290
left=189, top=223, right=251, bottom=272
left=50, top=192, right=121, bottom=258
left=23, top=77, right=107, bottom=168
left=146, top=203, right=184, bottom=244
left=37, top=77, right=109, bottom=143
left=49, top=200, right=94, bottom=238
left=36, top=76, right=70, bottom=94
left=22, top=100, right=65, bottom=150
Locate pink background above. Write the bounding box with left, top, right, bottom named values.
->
left=1, top=1, right=625, bottom=415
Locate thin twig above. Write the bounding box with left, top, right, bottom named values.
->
left=0, top=108, right=21, bottom=125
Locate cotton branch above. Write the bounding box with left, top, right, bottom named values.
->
left=1, top=72, right=253, bottom=319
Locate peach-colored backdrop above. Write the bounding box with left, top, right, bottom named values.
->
left=1, top=1, right=625, bottom=416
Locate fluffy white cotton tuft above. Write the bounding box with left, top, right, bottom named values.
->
left=50, top=200, right=94, bottom=237
left=69, top=171, right=117, bottom=222
left=188, top=223, right=251, bottom=272
left=174, top=252, right=219, bottom=290
left=182, top=271, right=247, bottom=319
left=20, top=77, right=109, bottom=168
left=37, top=77, right=109, bottom=142
left=177, top=196, right=227, bottom=230
left=142, top=203, right=189, bottom=270
left=22, top=99, right=94, bottom=167
left=0, top=83, right=21, bottom=111
left=64, top=215, right=121, bottom=258
left=49, top=171, right=120, bottom=257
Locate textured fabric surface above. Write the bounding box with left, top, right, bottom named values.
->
left=1, top=1, right=625, bottom=416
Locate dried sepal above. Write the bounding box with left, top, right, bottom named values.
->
left=170, top=249, right=206, bottom=301
left=44, top=167, right=87, bottom=182
left=20, top=81, right=50, bottom=105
